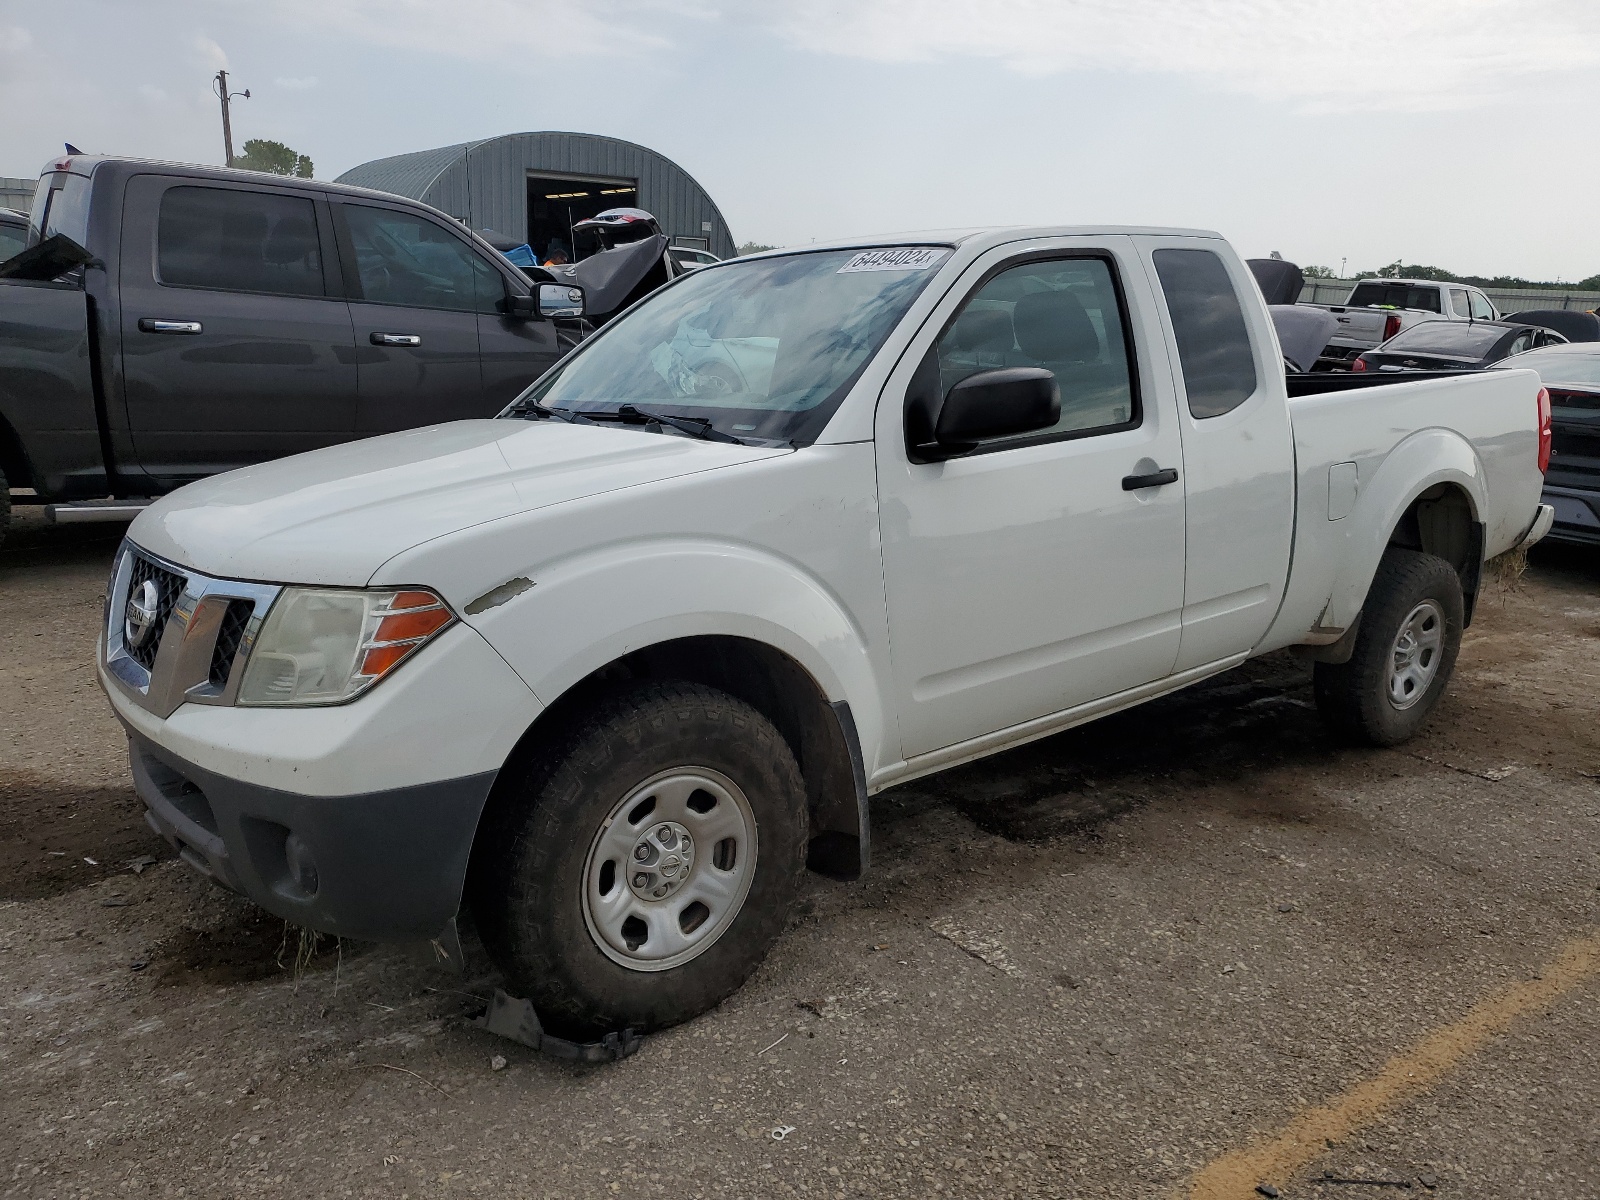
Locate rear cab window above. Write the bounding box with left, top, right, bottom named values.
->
left=1348, top=282, right=1443, bottom=313
left=1385, top=321, right=1505, bottom=355
left=27, top=170, right=92, bottom=249
left=157, top=186, right=324, bottom=296
left=1152, top=247, right=1259, bottom=419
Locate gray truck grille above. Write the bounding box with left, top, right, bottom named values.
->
left=124, top=553, right=187, bottom=671
left=103, top=543, right=283, bottom=717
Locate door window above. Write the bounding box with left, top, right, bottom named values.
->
left=157, top=186, right=324, bottom=296
left=1449, top=288, right=1471, bottom=317
left=932, top=255, right=1137, bottom=445
left=1153, top=248, right=1259, bottom=418
left=0, top=221, right=24, bottom=261
left=1468, top=291, right=1495, bottom=320
left=340, top=205, right=496, bottom=313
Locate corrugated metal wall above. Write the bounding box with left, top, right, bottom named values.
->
left=336, top=133, right=736, bottom=259
left=1300, top=276, right=1600, bottom=313
left=0, top=176, right=35, bottom=212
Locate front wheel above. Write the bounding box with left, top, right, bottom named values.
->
left=1314, top=547, right=1464, bottom=746
left=471, top=682, right=808, bottom=1039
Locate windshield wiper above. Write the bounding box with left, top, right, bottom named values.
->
left=505, top=397, right=583, bottom=423
left=586, top=404, right=744, bottom=444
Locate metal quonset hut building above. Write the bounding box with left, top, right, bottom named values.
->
left=335, top=132, right=735, bottom=262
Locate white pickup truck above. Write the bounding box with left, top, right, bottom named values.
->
left=99, top=227, right=1554, bottom=1040
left=1307, top=277, right=1501, bottom=370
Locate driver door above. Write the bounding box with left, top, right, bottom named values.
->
left=874, top=237, right=1188, bottom=761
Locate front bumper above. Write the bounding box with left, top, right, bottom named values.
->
left=128, top=730, right=496, bottom=941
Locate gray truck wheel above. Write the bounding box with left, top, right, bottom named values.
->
left=1314, top=547, right=1464, bottom=746
left=472, top=681, right=807, bottom=1039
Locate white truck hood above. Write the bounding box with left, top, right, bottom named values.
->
left=127, top=419, right=789, bottom=586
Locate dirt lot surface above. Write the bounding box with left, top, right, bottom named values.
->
left=3, top=506, right=1598, bottom=1199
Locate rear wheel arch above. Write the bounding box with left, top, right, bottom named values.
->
left=1385, top=482, right=1484, bottom=624
left=0, top=410, right=33, bottom=490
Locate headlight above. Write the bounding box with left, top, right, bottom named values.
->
left=237, top=587, right=455, bottom=707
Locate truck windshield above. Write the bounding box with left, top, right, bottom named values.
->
left=514, top=246, right=950, bottom=445
left=1384, top=321, right=1505, bottom=354
left=1348, top=283, right=1442, bottom=313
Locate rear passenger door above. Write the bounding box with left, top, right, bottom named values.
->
left=118, top=177, right=358, bottom=481
left=1135, top=237, right=1297, bottom=673
left=332, top=201, right=543, bottom=432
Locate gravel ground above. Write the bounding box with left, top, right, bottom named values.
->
left=2, top=507, right=1597, bottom=1199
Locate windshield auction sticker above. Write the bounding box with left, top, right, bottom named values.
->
left=837, top=247, right=949, bottom=273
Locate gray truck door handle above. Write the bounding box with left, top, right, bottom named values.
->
left=138, top=319, right=202, bottom=334
left=1122, top=467, right=1179, bottom=491
left=371, top=333, right=421, bottom=346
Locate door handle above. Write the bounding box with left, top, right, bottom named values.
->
left=371, top=333, right=421, bottom=346
left=1122, top=467, right=1179, bottom=491
left=138, top=318, right=202, bottom=334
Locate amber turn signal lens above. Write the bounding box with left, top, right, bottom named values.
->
left=359, top=643, right=413, bottom=677
left=390, top=590, right=442, bottom=610
left=374, top=607, right=453, bottom=643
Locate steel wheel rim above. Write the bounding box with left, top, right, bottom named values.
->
left=1387, top=599, right=1445, bottom=710
left=581, top=766, right=758, bottom=972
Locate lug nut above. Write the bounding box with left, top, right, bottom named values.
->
left=634, top=844, right=650, bottom=861
left=657, top=826, right=677, bottom=848
left=653, top=886, right=669, bottom=898
left=633, top=873, right=650, bottom=889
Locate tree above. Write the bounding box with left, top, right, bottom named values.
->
left=1302, top=265, right=1337, bottom=279
left=236, top=138, right=313, bottom=178
left=1580, top=274, right=1600, bottom=291
left=737, top=241, right=776, bottom=256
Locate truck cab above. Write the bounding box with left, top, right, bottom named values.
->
left=1310, top=278, right=1498, bottom=370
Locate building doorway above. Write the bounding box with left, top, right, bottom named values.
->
left=526, top=172, right=638, bottom=264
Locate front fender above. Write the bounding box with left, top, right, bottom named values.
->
left=462, top=537, right=892, bottom=774
left=1323, top=427, right=1485, bottom=630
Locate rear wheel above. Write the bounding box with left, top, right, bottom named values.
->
left=1314, top=547, right=1464, bottom=746
left=472, top=681, right=807, bottom=1039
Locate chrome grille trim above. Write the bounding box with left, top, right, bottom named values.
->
left=103, top=543, right=283, bottom=718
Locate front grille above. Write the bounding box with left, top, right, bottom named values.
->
left=209, top=600, right=252, bottom=688
left=124, top=553, right=187, bottom=670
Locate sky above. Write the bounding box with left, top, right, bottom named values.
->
left=2, top=0, right=1597, bottom=280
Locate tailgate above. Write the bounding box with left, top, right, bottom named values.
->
left=1324, top=308, right=1386, bottom=349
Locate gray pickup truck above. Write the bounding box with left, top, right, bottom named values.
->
left=0, top=154, right=581, bottom=547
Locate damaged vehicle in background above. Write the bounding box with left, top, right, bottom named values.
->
left=1492, top=343, right=1600, bottom=545
left=1353, top=320, right=1566, bottom=373
left=1305, top=278, right=1500, bottom=371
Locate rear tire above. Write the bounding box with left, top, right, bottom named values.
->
left=471, top=681, right=807, bottom=1040
left=1314, top=547, right=1464, bottom=746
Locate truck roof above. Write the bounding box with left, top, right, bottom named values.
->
left=1353, top=278, right=1456, bottom=288
left=37, top=153, right=454, bottom=210
left=735, top=225, right=1224, bottom=261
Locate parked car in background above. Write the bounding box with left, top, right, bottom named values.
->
left=101, top=226, right=1552, bottom=1040
left=0, top=154, right=581, bottom=548
left=1353, top=320, right=1565, bottom=373
left=1501, top=309, right=1600, bottom=344
left=669, top=244, right=721, bottom=271
left=1305, top=278, right=1499, bottom=370
left=0, top=207, right=26, bottom=261
left=1493, top=344, right=1600, bottom=544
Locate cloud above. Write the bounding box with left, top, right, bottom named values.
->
left=0, top=24, right=32, bottom=55
left=192, top=33, right=228, bottom=69
left=251, top=0, right=710, bottom=61
left=752, top=0, right=1600, bottom=113
left=273, top=75, right=318, bottom=90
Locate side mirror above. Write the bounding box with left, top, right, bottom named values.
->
left=503, top=292, right=538, bottom=320
left=916, top=367, right=1059, bottom=458
left=538, top=283, right=584, bottom=319
left=0, top=233, right=96, bottom=282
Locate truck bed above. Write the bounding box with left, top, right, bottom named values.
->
left=1263, top=368, right=1546, bottom=650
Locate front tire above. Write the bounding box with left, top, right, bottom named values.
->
left=472, top=681, right=807, bottom=1039
left=1314, top=547, right=1464, bottom=746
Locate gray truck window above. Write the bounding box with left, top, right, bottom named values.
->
left=158, top=186, right=323, bottom=296
left=342, top=205, right=489, bottom=313
left=27, top=172, right=92, bottom=248
left=935, top=256, right=1135, bottom=442
left=0, top=222, right=24, bottom=262
left=1469, top=291, right=1494, bottom=321
left=1153, top=248, right=1259, bottom=419
left=1450, top=288, right=1471, bottom=317
left=1347, top=282, right=1443, bottom=313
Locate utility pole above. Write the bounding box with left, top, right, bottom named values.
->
left=212, top=69, right=250, bottom=167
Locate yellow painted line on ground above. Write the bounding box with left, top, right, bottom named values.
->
left=1183, top=930, right=1600, bottom=1200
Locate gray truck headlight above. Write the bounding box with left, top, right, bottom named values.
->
left=237, top=587, right=455, bottom=707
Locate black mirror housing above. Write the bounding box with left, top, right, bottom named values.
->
left=503, top=292, right=538, bottom=320
left=906, top=364, right=1059, bottom=461
left=0, top=233, right=96, bottom=282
